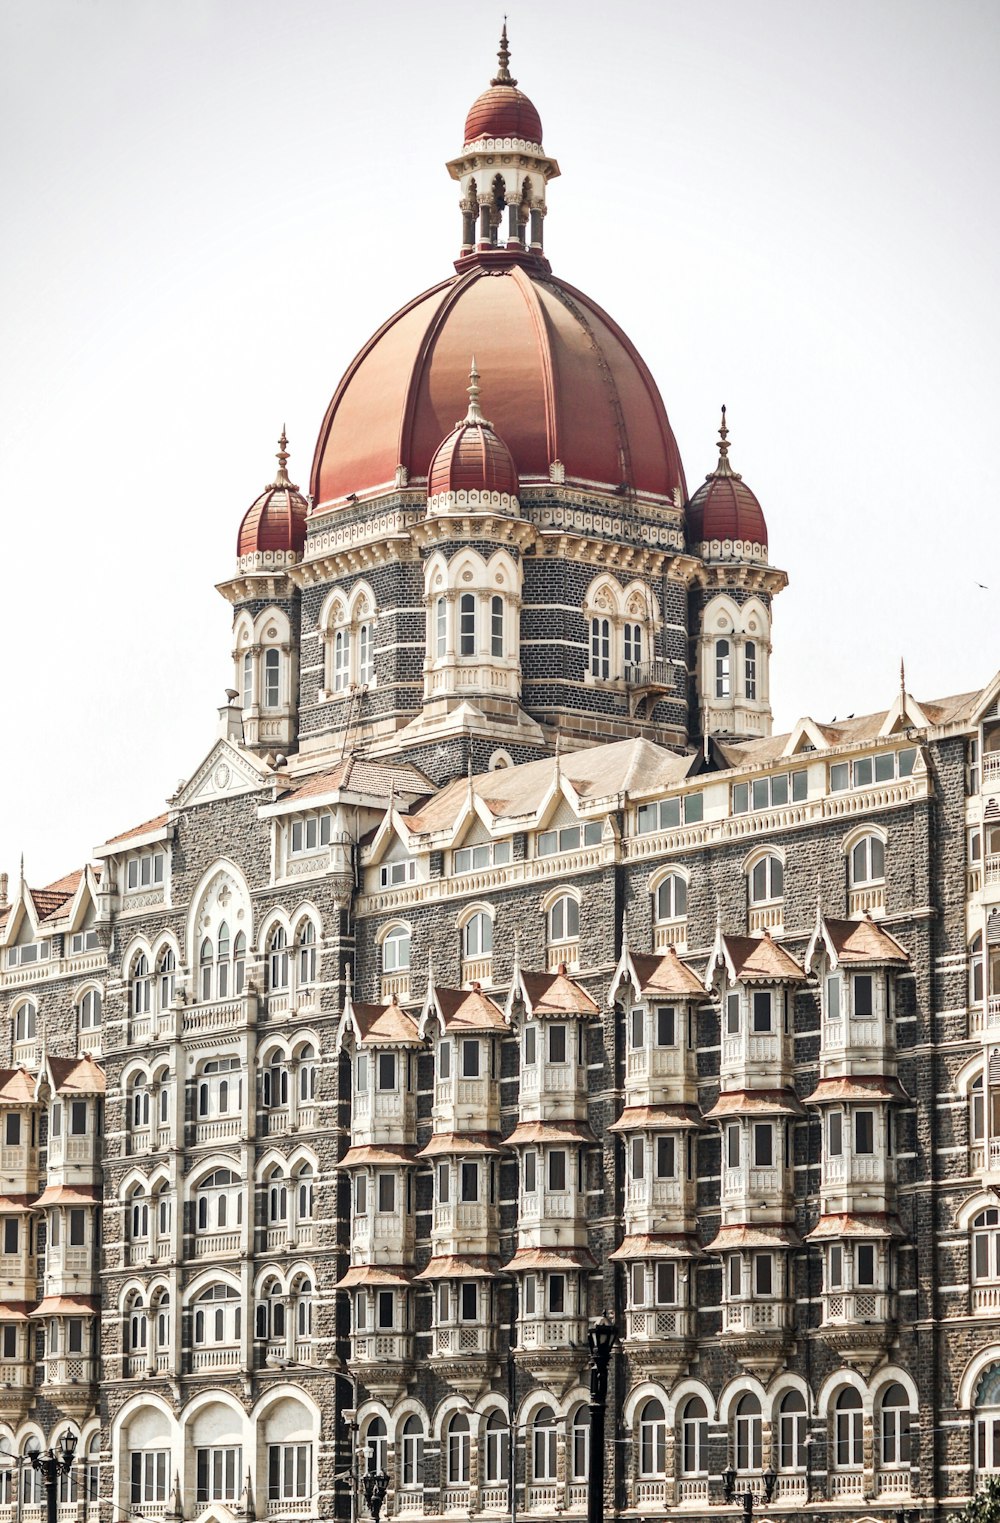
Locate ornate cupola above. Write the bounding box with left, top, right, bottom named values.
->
left=447, top=25, right=560, bottom=270
left=688, top=408, right=787, bottom=741
left=218, top=431, right=305, bottom=757
left=426, top=362, right=520, bottom=516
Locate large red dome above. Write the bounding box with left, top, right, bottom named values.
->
left=464, top=85, right=542, bottom=146
left=310, top=265, right=687, bottom=508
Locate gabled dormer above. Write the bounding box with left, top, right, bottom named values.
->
left=505, top=961, right=598, bottom=1122
left=608, top=938, right=706, bottom=1106
left=805, top=912, right=909, bottom=1076
left=707, top=930, right=805, bottom=1091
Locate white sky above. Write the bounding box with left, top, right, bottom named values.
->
left=2, top=0, right=998, bottom=886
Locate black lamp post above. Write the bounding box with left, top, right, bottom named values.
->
left=31, top=1430, right=77, bottom=1523
left=723, top=1462, right=778, bottom=1516
left=587, top=1312, right=619, bottom=1523
left=360, top=1444, right=390, bottom=1523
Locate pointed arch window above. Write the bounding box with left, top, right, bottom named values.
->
left=459, top=594, right=476, bottom=656
left=435, top=597, right=447, bottom=657
left=333, top=629, right=350, bottom=692
left=490, top=596, right=504, bottom=658
left=745, top=640, right=758, bottom=699
left=591, top=618, right=611, bottom=679
left=157, top=948, right=176, bottom=1010
left=401, top=1417, right=424, bottom=1489
left=217, top=923, right=231, bottom=998
left=715, top=638, right=731, bottom=698
left=297, top=921, right=317, bottom=986
left=639, top=1398, right=667, bottom=1477
left=233, top=932, right=246, bottom=995
left=263, top=648, right=281, bottom=708
left=78, top=988, right=102, bottom=1034
left=242, top=651, right=253, bottom=709
left=358, top=622, right=374, bottom=684
left=131, top=957, right=151, bottom=1016
left=269, top=928, right=289, bottom=992
left=623, top=621, right=643, bottom=676
left=199, top=939, right=214, bottom=1002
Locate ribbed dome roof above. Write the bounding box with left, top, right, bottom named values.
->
left=686, top=409, right=768, bottom=554
left=310, top=264, right=687, bottom=507
left=465, top=85, right=542, bottom=146
left=427, top=365, right=519, bottom=504
left=464, top=25, right=543, bottom=145
left=237, top=432, right=308, bottom=559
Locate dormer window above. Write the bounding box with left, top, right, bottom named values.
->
left=732, top=770, right=807, bottom=814
left=125, top=852, right=165, bottom=892
left=380, top=860, right=416, bottom=889
left=7, top=940, right=50, bottom=969
left=636, top=793, right=703, bottom=834
left=290, top=813, right=334, bottom=856
left=830, top=748, right=916, bottom=792
left=454, top=841, right=511, bottom=874
left=537, top=822, right=602, bottom=857
left=69, top=930, right=100, bottom=955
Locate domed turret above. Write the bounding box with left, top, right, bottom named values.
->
left=237, top=431, right=308, bottom=566
left=427, top=362, right=520, bottom=514
left=464, top=25, right=543, bottom=147
left=689, top=410, right=786, bottom=743
left=686, top=407, right=768, bottom=561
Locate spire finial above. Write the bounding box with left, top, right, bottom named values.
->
left=268, top=426, right=299, bottom=492
left=713, top=404, right=736, bottom=478
left=492, top=19, right=517, bottom=86
left=461, top=357, right=492, bottom=427
left=900, top=655, right=906, bottom=703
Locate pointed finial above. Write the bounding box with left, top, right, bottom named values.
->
left=900, top=656, right=906, bottom=703
left=491, top=20, right=517, bottom=86
left=708, top=404, right=742, bottom=482
left=462, top=356, right=490, bottom=426
left=18, top=854, right=24, bottom=891
left=268, top=426, right=299, bottom=491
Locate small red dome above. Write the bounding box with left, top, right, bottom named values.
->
left=464, top=84, right=542, bottom=146
left=686, top=411, right=768, bottom=554
left=237, top=434, right=308, bottom=559
left=428, top=372, right=519, bottom=504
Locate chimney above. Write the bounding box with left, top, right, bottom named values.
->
left=219, top=690, right=245, bottom=745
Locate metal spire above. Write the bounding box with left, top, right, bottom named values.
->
left=268, top=426, right=299, bottom=492
left=461, top=357, right=492, bottom=427
left=491, top=20, right=517, bottom=86
left=709, top=404, right=742, bottom=481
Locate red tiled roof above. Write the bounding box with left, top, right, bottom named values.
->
left=608, top=1105, right=701, bottom=1133
left=505, top=1120, right=596, bottom=1147
left=105, top=813, right=168, bottom=846
left=416, top=1131, right=503, bottom=1158
left=0, top=1071, right=36, bottom=1104
left=48, top=1055, right=105, bottom=1095
left=502, top=1246, right=597, bottom=1272
left=351, top=1000, right=423, bottom=1046
left=609, top=1233, right=702, bottom=1261
left=806, top=1212, right=905, bottom=1241
left=31, top=1295, right=99, bottom=1317
left=702, top=1088, right=805, bottom=1120
left=803, top=1074, right=909, bottom=1106
left=337, top=1145, right=418, bottom=1170
left=722, top=933, right=806, bottom=983
left=629, top=950, right=707, bottom=999
left=517, top=969, right=600, bottom=1017
left=822, top=915, right=909, bottom=964
left=414, top=1255, right=500, bottom=1280
left=335, top=1265, right=414, bottom=1289
left=704, top=1223, right=801, bottom=1253
left=431, top=985, right=507, bottom=1032
left=33, top=1184, right=100, bottom=1207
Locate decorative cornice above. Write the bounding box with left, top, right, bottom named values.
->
left=411, top=513, right=537, bottom=550
left=694, top=561, right=789, bottom=594
left=216, top=570, right=298, bottom=604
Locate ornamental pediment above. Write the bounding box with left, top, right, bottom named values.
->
left=173, top=740, right=269, bottom=810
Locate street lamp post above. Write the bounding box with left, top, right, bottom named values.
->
left=587, top=1313, right=619, bottom=1523
left=360, top=1445, right=390, bottom=1523
left=723, top=1464, right=777, bottom=1517
left=30, top=1431, right=77, bottom=1523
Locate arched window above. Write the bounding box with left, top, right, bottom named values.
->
left=745, top=640, right=757, bottom=699
left=548, top=895, right=579, bottom=945
left=850, top=833, right=886, bottom=887
left=333, top=628, right=350, bottom=692
left=125, top=1292, right=146, bottom=1352
left=12, top=1001, right=35, bottom=1045
left=266, top=1166, right=288, bottom=1226
left=734, top=1393, right=762, bottom=1471
left=365, top=1419, right=387, bottom=1477
left=193, top=1283, right=241, bottom=1345
left=459, top=594, right=476, bottom=657
left=264, top=648, right=281, bottom=708
left=750, top=853, right=784, bottom=904
left=85, top=1434, right=100, bottom=1504
left=217, top=923, right=231, bottom=999
left=973, top=1210, right=1000, bottom=1280
left=358, top=622, right=374, bottom=685
left=157, top=947, right=176, bottom=1010
left=297, top=1045, right=317, bottom=1103
left=976, top=1364, right=1000, bottom=1471
left=199, top=938, right=214, bottom=1002
left=591, top=617, right=610, bottom=679
left=715, top=638, right=731, bottom=698
left=79, top=989, right=102, bottom=1034
left=256, top=1277, right=285, bottom=1340
left=834, top=1388, right=863, bottom=1468
left=269, top=928, right=289, bottom=992
left=295, top=1164, right=314, bottom=1221
left=195, top=1169, right=242, bottom=1233
left=263, top=1054, right=288, bottom=1110
left=655, top=873, right=687, bottom=922
left=491, top=596, right=504, bottom=659
left=22, top=1443, right=42, bottom=1505
left=131, top=958, right=151, bottom=1016
left=972, top=934, right=985, bottom=1005
left=242, top=651, right=253, bottom=709
left=570, top=1406, right=589, bottom=1482
left=463, top=912, right=493, bottom=958
left=639, top=1398, right=667, bottom=1478
left=447, top=1412, right=471, bottom=1484
left=129, top=1077, right=150, bottom=1131
left=485, top=1411, right=509, bottom=1484
left=383, top=926, right=411, bottom=974
left=128, top=1185, right=150, bottom=1243
left=778, top=1390, right=806, bottom=1470
left=401, top=1416, right=424, bottom=1489
left=233, top=933, right=246, bottom=995
left=971, top=1075, right=986, bottom=1152
left=435, top=597, right=447, bottom=657
left=532, top=1407, right=557, bottom=1481
left=297, top=921, right=317, bottom=986
left=294, top=1277, right=313, bottom=1340
left=680, top=1397, right=707, bottom=1475
left=153, top=1291, right=170, bottom=1348
left=623, top=621, right=643, bottom=676
left=879, top=1382, right=911, bottom=1467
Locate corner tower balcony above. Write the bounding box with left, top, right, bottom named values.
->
left=806, top=1211, right=902, bottom=1375
left=805, top=914, right=910, bottom=1077
left=611, top=1234, right=699, bottom=1382
left=705, top=1224, right=799, bottom=1380
left=505, top=1246, right=593, bottom=1386
left=608, top=1107, right=700, bottom=1236
left=508, top=1118, right=594, bottom=1249
left=708, top=933, right=806, bottom=1095
left=506, top=964, right=598, bottom=1123
left=804, top=1074, right=908, bottom=1214
left=419, top=1132, right=502, bottom=1258
left=339, top=1265, right=414, bottom=1405
left=421, top=980, right=507, bottom=1137
left=608, top=944, right=707, bottom=1109
left=337, top=993, right=423, bottom=1150
left=415, top=1259, right=501, bottom=1394
left=703, top=1089, right=803, bottom=1224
